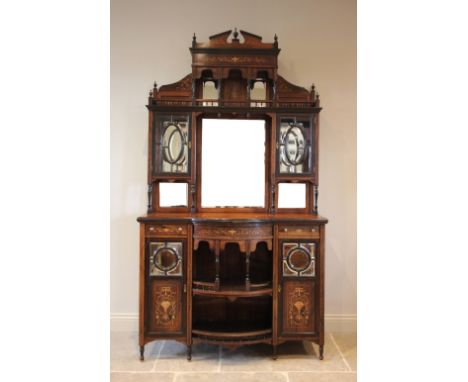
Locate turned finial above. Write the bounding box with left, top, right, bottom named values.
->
left=233, top=28, right=239, bottom=39
left=192, top=33, right=196, bottom=47
left=153, top=81, right=158, bottom=90
left=274, top=34, right=278, bottom=48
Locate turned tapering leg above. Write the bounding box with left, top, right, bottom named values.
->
left=272, top=344, right=278, bottom=360
left=319, top=344, right=324, bottom=360
left=187, top=344, right=192, bottom=361
left=139, top=345, right=145, bottom=361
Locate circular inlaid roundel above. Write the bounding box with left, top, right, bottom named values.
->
left=287, top=247, right=311, bottom=272
left=153, top=247, right=179, bottom=272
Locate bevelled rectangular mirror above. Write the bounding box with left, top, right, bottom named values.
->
left=201, top=119, right=265, bottom=208
left=278, top=183, right=306, bottom=208
left=159, top=182, right=188, bottom=207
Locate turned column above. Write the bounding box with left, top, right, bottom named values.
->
left=245, top=240, right=251, bottom=290
left=214, top=240, right=220, bottom=290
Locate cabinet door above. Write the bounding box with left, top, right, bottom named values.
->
left=279, top=241, right=317, bottom=336
left=277, top=116, right=315, bottom=178
left=153, top=114, right=191, bottom=177
left=146, top=240, right=186, bottom=336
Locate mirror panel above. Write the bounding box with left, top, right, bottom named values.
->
left=250, top=80, right=266, bottom=107
left=201, top=119, right=265, bottom=208
left=278, top=117, right=313, bottom=175
left=154, top=115, right=191, bottom=176
left=149, top=242, right=183, bottom=277
left=202, top=80, right=218, bottom=106
left=159, top=182, right=188, bottom=207
left=278, top=183, right=306, bottom=209
left=282, top=242, right=315, bottom=277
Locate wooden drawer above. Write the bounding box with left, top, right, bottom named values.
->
left=146, top=224, right=187, bottom=236
left=194, top=224, right=272, bottom=239
left=278, top=225, right=320, bottom=238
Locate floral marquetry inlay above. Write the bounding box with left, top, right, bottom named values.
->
left=282, top=280, right=315, bottom=334
left=288, top=287, right=310, bottom=326
left=155, top=286, right=178, bottom=326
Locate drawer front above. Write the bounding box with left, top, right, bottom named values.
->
left=278, top=225, right=320, bottom=238
left=194, top=224, right=273, bottom=239
left=146, top=224, right=187, bottom=236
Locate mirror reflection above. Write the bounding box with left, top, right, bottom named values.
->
left=161, top=120, right=189, bottom=173
left=201, top=119, right=265, bottom=208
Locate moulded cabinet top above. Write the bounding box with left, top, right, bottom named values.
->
left=137, top=212, right=328, bottom=224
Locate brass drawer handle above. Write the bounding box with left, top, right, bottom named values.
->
left=149, top=226, right=155, bottom=231
left=228, top=229, right=236, bottom=235
left=177, top=227, right=183, bottom=232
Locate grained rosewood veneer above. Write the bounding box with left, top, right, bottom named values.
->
left=137, top=29, right=328, bottom=361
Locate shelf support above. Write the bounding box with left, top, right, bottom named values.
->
left=215, top=240, right=220, bottom=290
left=245, top=240, right=251, bottom=291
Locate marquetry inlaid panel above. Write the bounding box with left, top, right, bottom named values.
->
left=194, top=224, right=272, bottom=239
left=148, top=279, right=183, bottom=333
left=282, top=280, right=315, bottom=334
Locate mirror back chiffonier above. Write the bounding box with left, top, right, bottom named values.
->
left=136, top=29, right=328, bottom=361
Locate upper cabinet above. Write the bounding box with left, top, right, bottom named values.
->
left=145, top=29, right=322, bottom=214
left=277, top=115, right=315, bottom=178
left=153, top=114, right=191, bottom=177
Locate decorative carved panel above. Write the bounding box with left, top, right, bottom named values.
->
left=148, top=279, right=183, bottom=333
left=282, top=280, right=315, bottom=334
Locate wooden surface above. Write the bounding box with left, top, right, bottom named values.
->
left=138, top=212, right=328, bottom=224
left=138, top=29, right=328, bottom=360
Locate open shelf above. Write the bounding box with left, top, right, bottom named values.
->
left=193, top=327, right=271, bottom=342
left=192, top=294, right=272, bottom=340
left=192, top=282, right=272, bottom=298
left=193, top=241, right=272, bottom=286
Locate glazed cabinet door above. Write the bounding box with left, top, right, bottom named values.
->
left=146, top=240, right=186, bottom=336
left=152, top=114, right=192, bottom=178
left=279, top=241, right=318, bottom=336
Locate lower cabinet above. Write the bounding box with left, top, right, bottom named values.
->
left=138, top=221, right=325, bottom=361
left=145, top=239, right=186, bottom=337
left=279, top=240, right=319, bottom=337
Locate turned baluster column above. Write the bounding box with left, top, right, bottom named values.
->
left=245, top=240, right=251, bottom=291
left=215, top=240, right=220, bottom=290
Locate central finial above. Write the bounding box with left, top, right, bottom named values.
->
left=233, top=28, right=239, bottom=39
